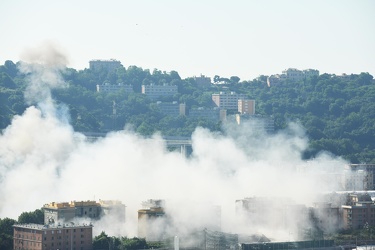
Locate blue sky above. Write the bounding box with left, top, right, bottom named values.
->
left=1, top=0, right=374, bottom=80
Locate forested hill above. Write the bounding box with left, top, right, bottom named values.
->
left=0, top=60, right=374, bottom=163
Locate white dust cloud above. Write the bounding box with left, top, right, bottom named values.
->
left=0, top=43, right=349, bottom=240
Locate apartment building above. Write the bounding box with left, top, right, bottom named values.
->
left=303, top=69, right=319, bottom=78
left=155, top=101, right=186, bottom=116
left=267, top=74, right=287, bottom=87
left=235, top=197, right=308, bottom=234
left=212, top=92, right=246, bottom=110
left=43, top=200, right=125, bottom=224
left=282, top=68, right=304, bottom=81
left=137, top=199, right=166, bottom=241
left=342, top=193, right=375, bottom=229
left=89, top=59, right=122, bottom=72
left=309, top=202, right=341, bottom=233
left=238, top=99, right=255, bottom=115
left=188, top=107, right=226, bottom=122
left=267, top=68, right=319, bottom=86
left=96, top=83, right=133, bottom=93
left=194, top=74, right=212, bottom=89
left=13, top=223, right=93, bottom=250
left=235, top=114, right=274, bottom=133
left=141, top=84, right=178, bottom=100
left=344, top=164, right=375, bottom=191
left=99, top=199, right=126, bottom=223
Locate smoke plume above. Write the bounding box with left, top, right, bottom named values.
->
left=0, top=43, right=349, bottom=241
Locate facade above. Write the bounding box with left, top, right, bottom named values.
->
left=344, top=164, right=375, bottom=191
left=44, top=202, right=76, bottom=224
left=44, top=200, right=125, bottom=224
left=89, top=59, right=122, bottom=72
left=141, top=84, right=178, bottom=100
left=235, top=114, right=274, bottom=133
left=99, top=199, right=126, bottom=223
left=309, top=202, right=341, bottom=233
left=235, top=197, right=308, bottom=236
left=267, top=68, right=319, bottom=86
left=342, top=193, right=375, bottom=229
left=212, top=92, right=246, bottom=110
left=155, top=101, right=185, bottom=116
left=238, top=99, right=255, bottom=115
left=13, top=223, right=93, bottom=250
left=303, top=69, right=319, bottom=78
left=188, top=107, right=226, bottom=122
left=282, top=68, right=304, bottom=81
left=267, top=74, right=287, bottom=87
left=137, top=199, right=166, bottom=241
left=194, top=74, right=212, bottom=88
left=96, top=83, right=133, bottom=93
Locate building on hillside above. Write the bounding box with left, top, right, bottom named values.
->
left=303, top=69, right=319, bottom=78
left=89, top=59, right=123, bottom=72
left=194, top=74, right=212, bottom=89
left=99, top=199, right=126, bottom=223
left=43, top=200, right=125, bottom=224
left=188, top=107, right=226, bottom=122
left=235, top=114, right=274, bottom=133
left=236, top=197, right=308, bottom=238
left=267, top=68, right=319, bottom=87
left=267, top=74, right=287, bottom=87
left=238, top=99, right=255, bottom=115
left=96, top=82, right=134, bottom=93
left=342, top=193, right=375, bottom=229
left=282, top=68, right=304, bottom=81
left=308, top=202, right=341, bottom=234
left=212, top=92, right=246, bottom=110
left=137, top=199, right=166, bottom=241
left=13, top=223, right=93, bottom=250
left=142, top=84, right=178, bottom=100
left=344, top=164, right=375, bottom=191
left=154, top=101, right=186, bottom=116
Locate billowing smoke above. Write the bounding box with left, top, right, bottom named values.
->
left=0, top=44, right=350, bottom=241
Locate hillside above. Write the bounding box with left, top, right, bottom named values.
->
left=0, top=60, right=374, bottom=163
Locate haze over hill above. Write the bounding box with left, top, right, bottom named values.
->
left=0, top=44, right=352, bottom=241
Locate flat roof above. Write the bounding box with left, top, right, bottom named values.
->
left=13, top=223, right=93, bottom=230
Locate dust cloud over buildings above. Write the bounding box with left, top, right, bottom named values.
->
left=0, top=43, right=351, bottom=241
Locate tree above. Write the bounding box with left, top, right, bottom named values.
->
left=18, top=209, right=44, bottom=224
left=120, top=237, right=148, bottom=250
left=230, top=76, right=240, bottom=84
left=0, top=217, right=17, bottom=250
left=93, top=231, right=110, bottom=250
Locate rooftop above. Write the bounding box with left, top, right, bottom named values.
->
left=13, top=222, right=93, bottom=230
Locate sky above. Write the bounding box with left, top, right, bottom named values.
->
left=0, top=0, right=374, bottom=80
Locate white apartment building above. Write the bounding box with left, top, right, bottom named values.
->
left=212, top=92, right=246, bottom=110
left=268, top=68, right=320, bottom=86
left=282, top=68, right=304, bottom=81
left=303, top=69, right=319, bottom=78
left=96, top=82, right=133, bottom=93
left=89, top=59, right=122, bottom=72
left=142, top=84, right=178, bottom=100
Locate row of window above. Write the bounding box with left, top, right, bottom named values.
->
left=45, top=228, right=85, bottom=234
left=45, top=234, right=85, bottom=241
